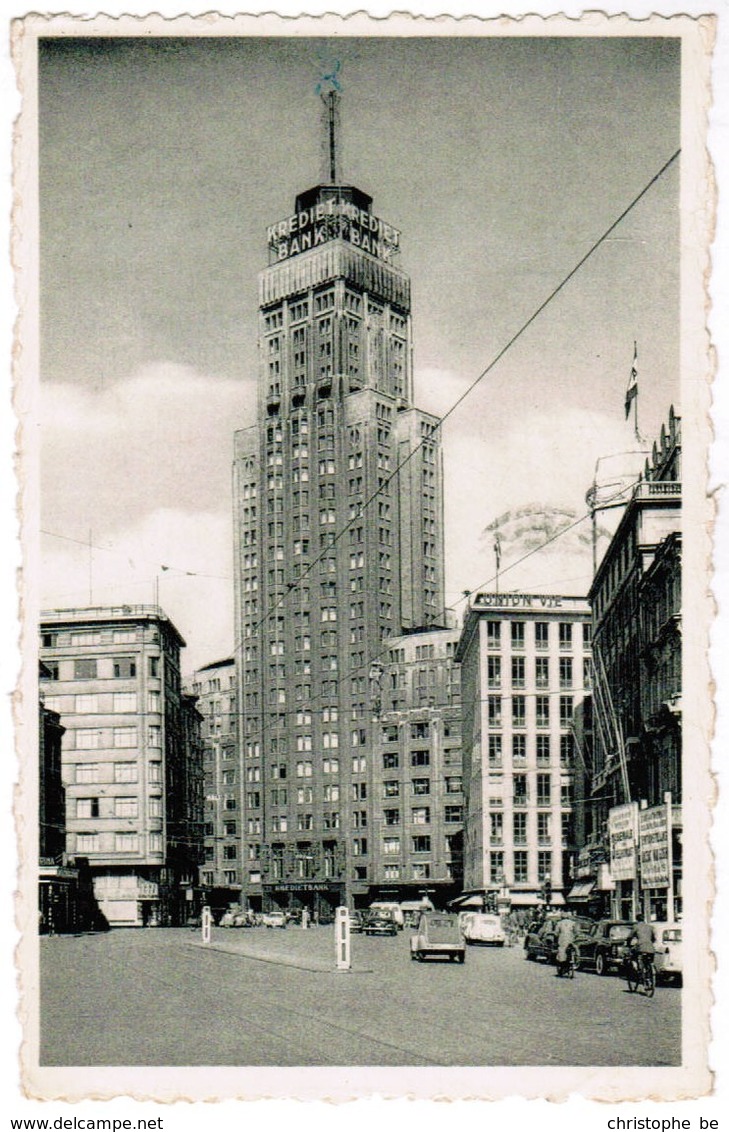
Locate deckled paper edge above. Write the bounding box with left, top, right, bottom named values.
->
left=11, top=7, right=716, bottom=1103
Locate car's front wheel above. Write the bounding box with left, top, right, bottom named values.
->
left=595, top=951, right=607, bottom=976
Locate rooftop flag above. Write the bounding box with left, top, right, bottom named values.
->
left=625, top=341, right=638, bottom=420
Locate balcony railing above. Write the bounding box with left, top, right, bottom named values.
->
left=634, top=481, right=681, bottom=501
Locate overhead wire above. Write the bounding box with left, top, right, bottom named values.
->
left=41, top=145, right=678, bottom=668
left=42, top=151, right=679, bottom=795
left=234, top=148, right=680, bottom=650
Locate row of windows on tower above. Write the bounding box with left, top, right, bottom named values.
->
left=489, top=733, right=576, bottom=765
left=244, top=775, right=461, bottom=809
left=487, top=621, right=591, bottom=649
left=262, top=290, right=408, bottom=329
left=267, top=358, right=405, bottom=400
left=487, top=775, right=573, bottom=808
left=256, top=770, right=464, bottom=797
left=489, top=851, right=559, bottom=886
left=487, top=695, right=577, bottom=727
left=264, top=413, right=396, bottom=444
left=44, top=656, right=160, bottom=681
left=488, top=656, right=591, bottom=688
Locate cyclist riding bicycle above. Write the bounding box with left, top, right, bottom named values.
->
left=627, top=913, right=656, bottom=977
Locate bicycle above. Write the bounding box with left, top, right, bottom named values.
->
left=556, top=943, right=577, bottom=979
left=625, top=951, right=655, bottom=997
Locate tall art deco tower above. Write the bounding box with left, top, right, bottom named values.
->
left=233, top=89, right=446, bottom=913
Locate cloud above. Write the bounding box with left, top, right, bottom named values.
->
left=41, top=361, right=253, bottom=538
left=41, top=507, right=234, bottom=675
left=415, top=366, right=473, bottom=419
left=440, top=398, right=645, bottom=609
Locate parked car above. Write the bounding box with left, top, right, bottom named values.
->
left=410, top=911, right=466, bottom=963
left=653, top=922, right=683, bottom=984
left=524, top=915, right=593, bottom=964
left=364, top=914, right=398, bottom=937
left=461, top=912, right=506, bottom=947
left=400, top=899, right=435, bottom=928
left=369, top=902, right=405, bottom=929
left=524, top=917, right=561, bottom=962
left=575, top=919, right=634, bottom=975
left=261, top=910, right=287, bottom=929
left=349, top=911, right=366, bottom=934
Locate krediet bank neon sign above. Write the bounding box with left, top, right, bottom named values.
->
left=267, top=199, right=401, bottom=264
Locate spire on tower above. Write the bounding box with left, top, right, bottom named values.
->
left=316, top=61, right=342, bottom=184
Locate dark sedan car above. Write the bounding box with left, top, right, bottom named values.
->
left=524, top=917, right=560, bottom=963
left=524, top=915, right=594, bottom=964
left=575, top=919, right=634, bottom=975
left=349, top=911, right=366, bottom=933
left=364, top=914, right=398, bottom=937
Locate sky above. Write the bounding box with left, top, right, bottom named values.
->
left=37, top=34, right=681, bottom=673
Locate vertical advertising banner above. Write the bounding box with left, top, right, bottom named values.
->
left=608, top=802, right=640, bottom=881
left=639, top=802, right=672, bottom=889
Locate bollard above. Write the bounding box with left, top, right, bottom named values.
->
left=201, top=905, right=212, bottom=945
left=301, top=907, right=309, bottom=930
left=335, top=906, right=351, bottom=971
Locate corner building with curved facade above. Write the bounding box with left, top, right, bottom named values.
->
left=233, top=179, right=446, bottom=914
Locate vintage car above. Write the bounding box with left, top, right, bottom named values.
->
left=575, top=919, right=634, bottom=975
left=652, top=922, right=683, bottom=984
left=410, top=911, right=466, bottom=963
left=460, top=912, right=506, bottom=947
left=524, top=916, right=561, bottom=962
left=364, top=913, right=398, bottom=937
left=400, top=899, right=435, bottom=927
left=261, top=910, right=287, bottom=929
left=369, top=901, right=405, bottom=929
left=524, top=915, right=593, bottom=964
left=349, top=910, right=366, bottom=934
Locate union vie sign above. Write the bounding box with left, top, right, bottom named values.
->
left=474, top=593, right=565, bottom=609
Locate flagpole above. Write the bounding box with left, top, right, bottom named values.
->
left=626, top=339, right=641, bottom=444
left=633, top=374, right=640, bottom=444
left=633, top=339, right=639, bottom=442
left=88, top=528, right=93, bottom=605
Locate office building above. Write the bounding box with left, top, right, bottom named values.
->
left=456, top=592, right=592, bottom=908
left=185, top=657, right=243, bottom=911
left=39, top=605, right=204, bottom=927
left=366, top=627, right=464, bottom=907
left=587, top=407, right=682, bottom=921
left=232, top=95, right=446, bottom=915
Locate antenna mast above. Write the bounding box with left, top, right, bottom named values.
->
left=317, top=61, right=342, bottom=184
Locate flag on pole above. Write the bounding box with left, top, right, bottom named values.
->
left=624, top=342, right=638, bottom=419
left=494, top=533, right=502, bottom=571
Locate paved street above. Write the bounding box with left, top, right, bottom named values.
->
left=40, top=926, right=681, bottom=1067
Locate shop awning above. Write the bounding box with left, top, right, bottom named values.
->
left=508, top=892, right=566, bottom=906
left=447, top=893, right=487, bottom=910
left=567, top=881, right=596, bottom=901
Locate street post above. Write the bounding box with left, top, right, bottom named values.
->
left=335, top=906, right=351, bottom=971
